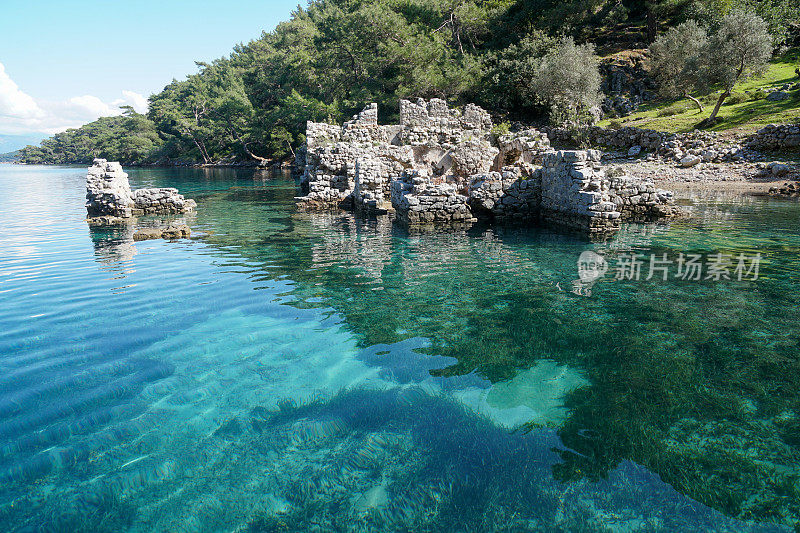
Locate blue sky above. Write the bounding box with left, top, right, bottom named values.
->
left=0, top=0, right=299, bottom=135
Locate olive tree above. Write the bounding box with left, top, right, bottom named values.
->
left=706, top=10, right=773, bottom=123
left=529, top=37, right=603, bottom=127
left=649, top=20, right=709, bottom=111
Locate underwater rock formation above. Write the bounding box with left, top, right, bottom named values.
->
left=297, top=101, right=677, bottom=234
left=132, top=223, right=191, bottom=241
left=85, top=159, right=196, bottom=221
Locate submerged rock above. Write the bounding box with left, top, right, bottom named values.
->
left=133, top=223, right=191, bottom=241
left=161, top=223, right=191, bottom=240
left=132, top=228, right=164, bottom=241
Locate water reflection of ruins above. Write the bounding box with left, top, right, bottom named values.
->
left=88, top=213, right=196, bottom=282
left=298, top=209, right=672, bottom=293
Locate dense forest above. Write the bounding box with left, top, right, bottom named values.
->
left=16, top=0, right=800, bottom=166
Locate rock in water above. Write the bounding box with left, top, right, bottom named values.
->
left=132, top=228, right=164, bottom=241
left=132, top=188, right=197, bottom=215
left=161, top=224, right=191, bottom=240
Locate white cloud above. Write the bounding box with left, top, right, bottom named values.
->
left=0, top=62, right=149, bottom=135
left=0, top=63, right=45, bottom=120
left=120, top=90, right=148, bottom=114
left=69, top=95, right=118, bottom=117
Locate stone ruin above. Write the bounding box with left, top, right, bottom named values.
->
left=85, top=159, right=195, bottom=239
left=296, top=99, right=677, bottom=235
left=86, top=159, right=196, bottom=220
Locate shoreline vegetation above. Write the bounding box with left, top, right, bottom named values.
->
left=8, top=0, right=800, bottom=171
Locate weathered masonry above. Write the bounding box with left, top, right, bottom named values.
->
left=295, top=100, right=678, bottom=234
left=86, top=159, right=196, bottom=221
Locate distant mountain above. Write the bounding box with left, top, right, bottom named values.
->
left=0, top=150, right=21, bottom=163
left=0, top=134, right=47, bottom=153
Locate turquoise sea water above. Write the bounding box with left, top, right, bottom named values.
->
left=1, top=164, right=799, bottom=531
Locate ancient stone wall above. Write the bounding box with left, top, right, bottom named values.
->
left=132, top=188, right=196, bottom=215
left=747, top=124, right=800, bottom=151
left=468, top=168, right=541, bottom=221
left=539, top=151, right=621, bottom=234
left=86, top=160, right=135, bottom=218
left=298, top=99, right=495, bottom=211
left=495, top=129, right=551, bottom=169
left=467, top=151, right=675, bottom=232
left=297, top=101, right=676, bottom=235
left=607, top=176, right=676, bottom=220
left=391, top=171, right=474, bottom=226
left=85, top=159, right=195, bottom=221
left=543, top=126, right=757, bottom=164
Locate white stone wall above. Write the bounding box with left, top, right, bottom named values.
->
left=297, top=102, right=677, bottom=234
left=85, top=159, right=195, bottom=219
left=391, top=171, right=473, bottom=225
left=86, top=159, right=134, bottom=218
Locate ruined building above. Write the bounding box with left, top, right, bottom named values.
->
left=296, top=99, right=677, bottom=235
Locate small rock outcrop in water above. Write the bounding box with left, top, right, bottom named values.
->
left=296, top=100, right=677, bottom=235
left=86, top=160, right=136, bottom=219
left=132, top=223, right=192, bottom=241
left=85, top=159, right=196, bottom=220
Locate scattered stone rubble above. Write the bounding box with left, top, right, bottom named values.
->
left=85, top=159, right=196, bottom=239
left=599, top=56, right=657, bottom=117
left=297, top=100, right=677, bottom=235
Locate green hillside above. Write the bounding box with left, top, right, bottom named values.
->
left=599, top=49, right=800, bottom=134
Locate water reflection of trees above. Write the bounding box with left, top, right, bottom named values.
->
left=196, top=178, right=800, bottom=528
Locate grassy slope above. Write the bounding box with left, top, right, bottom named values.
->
left=598, top=49, right=800, bottom=135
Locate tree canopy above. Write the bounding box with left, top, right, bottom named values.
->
left=16, top=0, right=798, bottom=165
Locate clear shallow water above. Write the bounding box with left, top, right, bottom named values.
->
left=0, top=164, right=798, bottom=531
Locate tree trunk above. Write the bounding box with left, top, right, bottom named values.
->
left=190, top=136, right=211, bottom=164
left=227, top=120, right=269, bottom=164
left=708, top=90, right=730, bottom=123
left=646, top=8, right=658, bottom=43
left=683, top=92, right=704, bottom=112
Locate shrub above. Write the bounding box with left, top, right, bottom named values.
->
left=528, top=37, right=603, bottom=128
left=491, top=122, right=511, bottom=136
left=724, top=93, right=750, bottom=105
left=657, top=107, right=681, bottom=117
